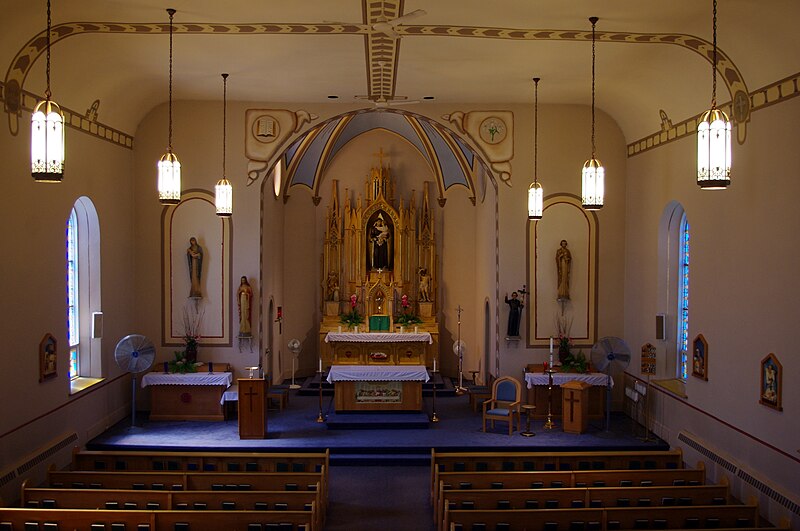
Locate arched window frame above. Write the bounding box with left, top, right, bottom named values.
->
left=67, top=197, right=103, bottom=392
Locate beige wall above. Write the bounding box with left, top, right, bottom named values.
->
left=624, top=97, right=800, bottom=518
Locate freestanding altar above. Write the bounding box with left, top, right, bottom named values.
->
left=317, top=153, right=440, bottom=368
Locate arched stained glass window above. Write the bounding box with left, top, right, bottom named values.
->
left=677, top=214, right=690, bottom=380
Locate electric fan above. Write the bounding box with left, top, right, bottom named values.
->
left=114, top=334, right=156, bottom=428
left=288, top=338, right=302, bottom=389
left=590, top=336, right=631, bottom=431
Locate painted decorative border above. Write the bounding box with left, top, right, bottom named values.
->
left=692, top=334, right=708, bottom=381
left=759, top=353, right=782, bottom=412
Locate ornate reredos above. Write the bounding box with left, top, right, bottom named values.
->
left=320, top=151, right=438, bottom=329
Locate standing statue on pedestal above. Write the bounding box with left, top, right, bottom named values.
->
left=556, top=239, right=572, bottom=301
left=505, top=291, right=524, bottom=338
left=187, top=237, right=204, bottom=299
left=237, top=276, right=253, bottom=337
left=326, top=271, right=339, bottom=302
left=419, top=267, right=431, bottom=302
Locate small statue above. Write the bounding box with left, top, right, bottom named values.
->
left=505, top=291, right=524, bottom=337
left=556, top=239, right=571, bottom=301
left=187, top=237, right=203, bottom=299
left=326, top=271, right=339, bottom=302
left=237, top=276, right=252, bottom=337
left=419, top=267, right=431, bottom=302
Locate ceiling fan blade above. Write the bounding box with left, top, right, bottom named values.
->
left=372, top=22, right=400, bottom=39
left=390, top=9, right=427, bottom=25
left=388, top=99, right=420, bottom=106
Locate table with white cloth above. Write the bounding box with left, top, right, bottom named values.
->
left=523, top=371, right=612, bottom=421
left=326, top=364, right=429, bottom=411
left=141, top=371, right=233, bottom=421
left=324, top=332, right=433, bottom=366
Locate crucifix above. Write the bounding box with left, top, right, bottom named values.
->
left=243, top=387, right=257, bottom=413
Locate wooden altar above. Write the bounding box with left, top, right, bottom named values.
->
left=142, top=364, right=232, bottom=422
left=327, top=365, right=428, bottom=411
left=323, top=332, right=433, bottom=366
left=318, top=152, right=440, bottom=367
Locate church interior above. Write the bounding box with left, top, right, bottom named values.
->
left=1, top=1, right=798, bottom=529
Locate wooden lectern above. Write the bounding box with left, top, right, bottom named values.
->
left=238, top=378, right=268, bottom=439
left=561, top=380, right=592, bottom=434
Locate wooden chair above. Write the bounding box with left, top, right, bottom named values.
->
left=482, top=376, right=522, bottom=435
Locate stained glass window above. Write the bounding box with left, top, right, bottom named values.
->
left=677, top=214, right=690, bottom=379
left=67, top=208, right=79, bottom=379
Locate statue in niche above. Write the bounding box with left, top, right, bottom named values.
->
left=505, top=291, right=524, bottom=338
left=187, top=237, right=204, bottom=299
left=419, top=268, right=431, bottom=302
left=326, top=271, right=339, bottom=302
left=556, top=239, right=571, bottom=301
left=237, top=276, right=253, bottom=337
left=369, top=213, right=392, bottom=270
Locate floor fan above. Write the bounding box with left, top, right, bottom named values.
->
left=288, top=338, right=302, bottom=389
left=590, top=336, right=631, bottom=432
left=114, top=334, right=156, bottom=429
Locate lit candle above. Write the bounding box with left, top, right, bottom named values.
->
left=550, top=336, right=554, bottom=353
left=414, top=326, right=418, bottom=333
left=319, top=358, right=323, bottom=373
left=337, top=325, right=342, bottom=333
left=433, top=358, right=437, bottom=372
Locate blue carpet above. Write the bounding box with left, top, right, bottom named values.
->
left=325, top=411, right=430, bottom=430
left=88, top=391, right=667, bottom=458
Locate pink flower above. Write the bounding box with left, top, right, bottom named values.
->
left=401, top=294, right=409, bottom=308
left=350, top=294, right=358, bottom=308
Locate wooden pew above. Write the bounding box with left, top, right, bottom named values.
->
left=0, top=508, right=313, bottom=531
left=432, top=449, right=683, bottom=494
left=434, top=466, right=706, bottom=526
left=445, top=504, right=760, bottom=531
left=21, top=486, right=322, bottom=530
left=73, top=449, right=329, bottom=475
left=439, top=485, right=731, bottom=531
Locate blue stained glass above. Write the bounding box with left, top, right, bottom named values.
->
left=677, top=218, right=690, bottom=379
left=67, top=209, right=79, bottom=379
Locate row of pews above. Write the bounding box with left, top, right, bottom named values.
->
left=430, top=449, right=784, bottom=531
left=1, top=448, right=330, bottom=531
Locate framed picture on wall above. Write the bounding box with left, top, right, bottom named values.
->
left=759, top=353, right=782, bottom=411
left=692, top=334, right=708, bottom=381
left=39, top=333, right=57, bottom=382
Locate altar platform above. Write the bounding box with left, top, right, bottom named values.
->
left=88, top=385, right=667, bottom=465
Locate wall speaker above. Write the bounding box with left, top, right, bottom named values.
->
left=655, top=313, right=666, bottom=341
left=91, top=312, right=103, bottom=339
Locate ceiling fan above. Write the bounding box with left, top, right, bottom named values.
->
left=356, top=60, right=421, bottom=108
left=371, top=8, right=427, bottom=39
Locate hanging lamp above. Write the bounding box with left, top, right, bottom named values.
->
left=158, top=8, right=181, bottom=204
left=215, top=73, right=233, bottom=217
left=31, top=0, right=65, bottom=182
left=581, top=16, right=604, bottom=211
left=527, top=77, right=543, bottom=220
left=697, top=0, right=731, bottom=189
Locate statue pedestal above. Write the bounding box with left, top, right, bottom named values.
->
left=419, top=302, right=434, bottom=318
left=324, top=301, right=340, bottom=316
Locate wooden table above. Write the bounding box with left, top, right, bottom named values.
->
left=326, top=365, right=429, bottom=411
left=142, top=371, right=233, bottom=421
left=524, top=371, right=611, bottom=420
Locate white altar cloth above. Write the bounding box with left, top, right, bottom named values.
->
left=324, top=332, right=432, bottom=344
left=141, top=372, right=233, bottom=388
left=327, top=365, right=430, bottom=383
left=524, top=372, right=613, bottom=389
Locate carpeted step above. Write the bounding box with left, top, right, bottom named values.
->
left=325, top=411, right=430, bottom=430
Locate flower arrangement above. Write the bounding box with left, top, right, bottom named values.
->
left=395, top=294, right=422, bottom=325
left=168, top=350, right=199, bottom=374
left=560, top=350, right=589, bottom=373
left=182, top=303, right=204, bottom=362
left=340, top=294, right=364, bottom=328
left=555, top=314, right=573, bottom=362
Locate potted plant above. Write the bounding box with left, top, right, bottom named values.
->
left=340, top=294, right=365, bottom=331
left=395, top=294, right=422, bottom=327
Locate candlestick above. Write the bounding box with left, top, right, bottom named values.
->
left=549, top=352, right=554, bottom=367
left=337, top=325, right=342, bottom=333
left=550, top=336, right=554, bottom=353
left=318, top=358, right=323, bottom=373
left=433, top=358, right=437, bottom=372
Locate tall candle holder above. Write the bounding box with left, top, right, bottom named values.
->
left=316, top=364, right=326, bottom=423
left=430, top=365, right=440, bottom=423
left=544, top=367, right=557, bottom=430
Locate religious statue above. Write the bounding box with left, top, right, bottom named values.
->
left=419, top=267, right=431, bottom=302
left=326, top=271, right=339, bottom=302
left=504, top=291, right=524, bottom=338
left=369, top=213, right=392, bottom=270
left=187, top=237, right=204, bottom=299
left=556, top=239, right=571, bottom=301
left=237, top=276, right=252, bottom=337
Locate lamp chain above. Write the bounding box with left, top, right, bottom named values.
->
left=591, top=18, right=596, bottom=159
left=711, top=0, right=717, bottom=109
left=168, top=9, right=174, bottom=152
left=45, top=0, right=52, bottom=100
left=222, top=74, right=228, bottom=177
left=533, top=78, right=539, bottom=184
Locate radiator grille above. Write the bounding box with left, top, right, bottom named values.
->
left=0, top=469, right=17, bottom=488
left=16, top=432, right=78, bottom=475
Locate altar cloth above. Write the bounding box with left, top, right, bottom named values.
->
left=524, top=372, right=612, bottom=388
left=141, top=372, right=233, bottom=388
left=325, top=332, right=432, bottom=344
left=327, top=365, right=430, bottom=383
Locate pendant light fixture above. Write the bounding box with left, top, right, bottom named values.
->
left=158, top=8, right=181, bottom=204
left=696, top=0, right=731, bottom=190
left=31, top=0, right=65, bottom=182
left=527, top=77, right=543, bottom=220
left=581, top=16, right=604, bottom=211
left=215, top=73, right=233, bottom=217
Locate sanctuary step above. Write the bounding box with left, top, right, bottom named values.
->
left=325, top=411, right=430, bottom=430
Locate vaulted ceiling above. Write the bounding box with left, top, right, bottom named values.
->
left=2, top=1, right=798, bottom=144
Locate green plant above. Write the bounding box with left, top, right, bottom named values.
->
left=339, top=308, right=364, bottom=328
left=396, top=312, right=422, bottom=325
left=168, top=350, right=198, bottom=374
left=560, top=350, right=589, bottom=373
